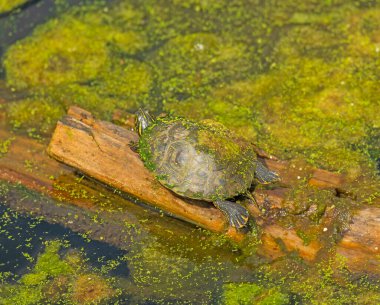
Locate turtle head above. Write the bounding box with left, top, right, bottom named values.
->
left=135, top=109, right=154, bottom=136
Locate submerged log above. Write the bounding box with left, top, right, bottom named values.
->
left=47, top=107, right=380, bottom=273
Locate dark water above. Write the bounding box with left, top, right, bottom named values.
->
left=0, top=204, right=129, bottom=279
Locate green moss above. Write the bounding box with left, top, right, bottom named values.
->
left=0, top=286, right=43, bottom=305
left=223, top=282, right=263, bottom=304
left=223, top=283, right=289, bottom=305
left=236, top=54, right=379, bottom=173
left=5, top=17, right=105, bottom=89
left=197, top=121, right=243, bottom=160
left=285, top=183, right=332, bottom=219
left=7, top=98, right=64, bottom=134
left=296, top=230, right=313, bottom=246
left=141, top=0, right=270, bottom=43
left=0, top=0, right=26, bottom=14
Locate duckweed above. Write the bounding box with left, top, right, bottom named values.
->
left=151, top=32, right=253, bottom=103
left=0, top=240, right=110, bottom=305
left=223, top=282, right=289, bottom=305
left=7, top=98, right=65, bottom=134
left=3, top=0, right=379, bottom=178
left=1, top=0, right=380, bottom=304
left=0, top=136, right=14, bottom=157
left=0, top=240, right=117, bottom=305
left=4, top=8, right=147, bottom=90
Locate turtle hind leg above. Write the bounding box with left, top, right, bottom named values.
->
left=255, top=160, right=280, bottom=184
left=214, top=200, right=249, bottom=229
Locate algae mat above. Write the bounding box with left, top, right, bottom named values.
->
left=0, top=0, right=379, bottom=304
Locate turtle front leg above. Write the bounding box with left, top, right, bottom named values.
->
left=214, top=200, right=250, bottom=229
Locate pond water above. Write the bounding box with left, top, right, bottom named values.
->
left=0, top=0, right=379, bottom=304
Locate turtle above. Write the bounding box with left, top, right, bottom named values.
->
left=135, top=109, right=280, bottom=229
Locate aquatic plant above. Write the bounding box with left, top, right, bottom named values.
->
left=223, top=282, right=289, bottom=305
left=0, top=240, right=117, bottom=305
left=0, top=0, right=380, bottom=304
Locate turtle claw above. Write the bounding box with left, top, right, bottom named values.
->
left=255, top=160, right=280, bottom=184
left=129, top=141, right=139, bottom=153
left=214, top=200, right=250, bottom=229
left=230, top=209, right=250, bottom=229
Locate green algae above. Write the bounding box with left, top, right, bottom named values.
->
left=150, top=32, right=253, bottom=103
left=155, top=3, right=380, bottom=178
left=4, top=7, right=148, bottom=90
left=0, top=136, right=14, bottom=157
left=3, top=4, right=154, bottom=123
left=164, top=82, right=263, bottom=140
left=223, top=282, right=289, bottom=305
left=3, top=0, right=378, bottom=180
left=248, top=254, right=380, bottom=305
left=1, top=0, right=380, bottom=304
left=0, top=239, right=119, bottom=305
left=0, top=0, right=27, bottom=14
left=288, top=257, right=380, bottom=305
left=126, top=240, right=231, bottom=304
left=7, top=98, right=65, bottom=134
left=20, top=241, right=73, bottom=283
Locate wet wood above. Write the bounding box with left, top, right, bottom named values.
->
left=46, top=106, right=380, bottom=272
left=336, top=207, right=380, bottom=274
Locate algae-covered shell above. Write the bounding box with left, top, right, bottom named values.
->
left=138, top=116, right=257, bottom=201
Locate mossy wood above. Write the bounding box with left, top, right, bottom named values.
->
left=45, top=107, right=380, bottom=273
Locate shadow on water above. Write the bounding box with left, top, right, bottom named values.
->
left=0, top=204, right=129, bottom=280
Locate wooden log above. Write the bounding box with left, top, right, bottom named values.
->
left=0, top=121, right=220, bottom=252
left=46, top=106, right=380, bottom=272
left=47, top=107, right=238, bottom=235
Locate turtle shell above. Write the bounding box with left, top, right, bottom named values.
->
left=138, top=117, right=257, bottom=201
